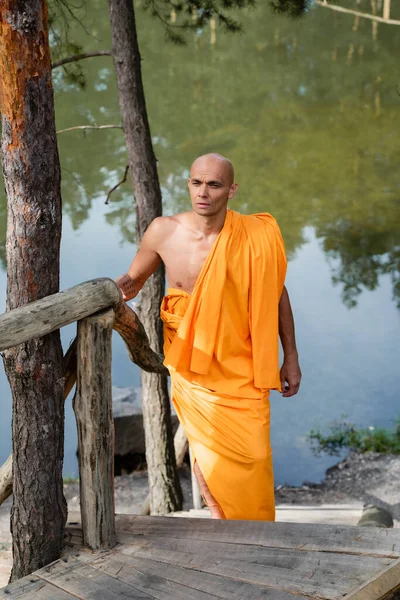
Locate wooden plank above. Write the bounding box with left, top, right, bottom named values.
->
left=92, top=554, right=313, bottom=600
left=114, top=536, right=392, bottom=600
left=170, top=504, right=364, bottom=525
left=114, top=515, right=400, bottom=558
left=0, top=278, right=121, bottom=352
left=36, top=556, right=153, bottom=599
left=343, top=557, right=400, bottom=600
left=0, top=573, right=77, bottom=599
left=74, top=309, right=116, bottom=551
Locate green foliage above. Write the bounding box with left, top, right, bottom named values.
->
left=141, top=0, right=308, bottom=44
left=49, top=2, right=86, bottom=87
left=268, top=0, right=310, bottom=18
left=308, top=417, right=400, bottom=457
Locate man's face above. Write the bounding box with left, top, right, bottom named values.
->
left=188, top=157, right=238, bottom=217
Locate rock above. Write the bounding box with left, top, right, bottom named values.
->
left=358, top=504, right=394, bottom=528
left=112, top=386, right=179, bottom=456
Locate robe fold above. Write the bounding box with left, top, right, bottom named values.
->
left=160, top=210, right=287, bottom=520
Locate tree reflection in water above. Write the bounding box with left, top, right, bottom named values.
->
left=0, top=0, right=399, bottom=311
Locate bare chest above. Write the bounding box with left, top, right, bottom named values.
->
left=160, top=237, right=216, bottom=294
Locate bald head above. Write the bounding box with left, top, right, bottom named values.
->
left=190, top=153, right=235, bottom=187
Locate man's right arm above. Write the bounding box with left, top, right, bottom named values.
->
left=115, top=218, right=164, bottom=301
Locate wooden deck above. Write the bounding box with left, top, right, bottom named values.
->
left=2, top=514, right=400, bottom=599
left=170, top=504, right=366, bottom=526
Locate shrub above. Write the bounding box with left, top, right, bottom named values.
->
left=307, top=417, right=400, bottom=457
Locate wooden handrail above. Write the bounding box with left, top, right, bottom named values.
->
left=0, top=278, right=121, bottom=352
left=0, top=280, right=178, bottom=507
left=0, top=278, right=189, bottom=537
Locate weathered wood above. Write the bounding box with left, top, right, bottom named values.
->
left=63, top=520, right=400, bottom=600
left=113, top=301, right=168, bottom=374
left=344, top=557, right=400, bottom=600
left=0, top=575, right=72, bottom=600
left=0, top=455, right=12, bottom=505
left=0, top=278, right=121, bottom=352
left=73, top=309, right=116, bottom=551
left=115, top=533, right=393, bottom=599
left=0, top=574, right=76, bottom=599
left=0, top=298, right=171, bottom=507
left=6, top=515, right=400, bottom=600
left=92, top=554, right=315, bottom=600
left=35, top=557, right=154, bottom=599
left=114, top=515, right=400, bottom=558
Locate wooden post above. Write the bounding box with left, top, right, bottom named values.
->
left=189, top=447, right=203, bottom=511
left=73, top=308, right=116, bottom=550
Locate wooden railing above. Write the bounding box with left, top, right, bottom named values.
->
left=0, top=278, right=176, bottom=550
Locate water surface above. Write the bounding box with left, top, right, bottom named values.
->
left=1, top=0, right=399, bottom=485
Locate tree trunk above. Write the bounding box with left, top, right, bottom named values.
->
left=0, top=0, right=66, bottom=581
left=108, top=0, right=182, bottom=514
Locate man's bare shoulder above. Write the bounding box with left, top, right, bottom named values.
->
left=144, top=212, right=192, bottom=246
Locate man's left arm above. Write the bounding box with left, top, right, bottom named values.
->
left=279, top=286, right=302, bottom=397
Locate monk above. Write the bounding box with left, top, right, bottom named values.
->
left=116, top=153, right=301, bottom=521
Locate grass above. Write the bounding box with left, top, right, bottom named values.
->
left=307, top=416, right=400, bottom=457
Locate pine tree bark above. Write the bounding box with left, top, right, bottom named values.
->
left=108, top=0, right=182, bottom=513
left=0, top=0, right=66, bottom=580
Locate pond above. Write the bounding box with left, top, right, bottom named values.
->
left=1, top=0, right=399, bottom=486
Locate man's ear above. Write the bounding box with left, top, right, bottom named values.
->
left=228, top=183, right=238, bottom=199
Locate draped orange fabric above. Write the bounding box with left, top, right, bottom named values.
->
left=161, top=210, right=287, bottom=520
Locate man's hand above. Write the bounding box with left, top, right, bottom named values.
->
left=280, top=353, right=302, bottom=397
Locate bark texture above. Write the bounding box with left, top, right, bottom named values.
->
left=108, top=0, right=182, bottom=514
left=0, top=0, right=66, bottom=580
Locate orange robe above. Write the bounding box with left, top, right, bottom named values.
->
left=160, top=210, right=287, bottom=520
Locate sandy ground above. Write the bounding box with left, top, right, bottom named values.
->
left=1, top=452, right=400, bottom=586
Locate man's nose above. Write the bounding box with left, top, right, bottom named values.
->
left=198, top=184, right=208, bottom=197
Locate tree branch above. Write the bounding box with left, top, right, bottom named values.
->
left=52, top=50, right=113, bottom=69
left=56, top=124, right=123, bottom=135
left=105, top=165, right=130, bottom=205
left=315, top=1, right=400, bottom=25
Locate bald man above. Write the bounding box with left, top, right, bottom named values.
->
left=116, top=153, right=301, bottom=520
